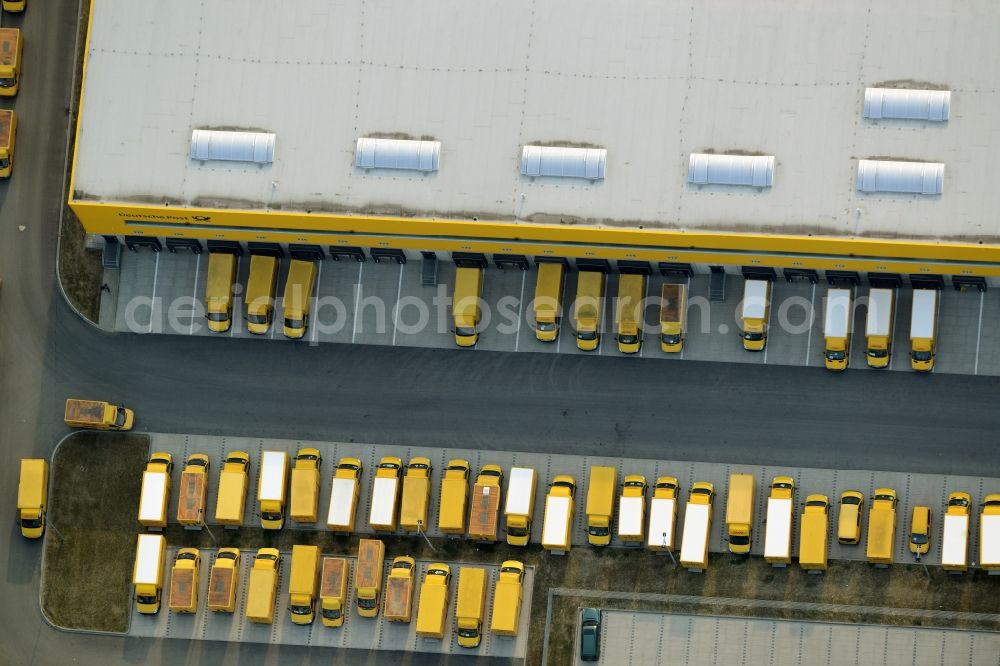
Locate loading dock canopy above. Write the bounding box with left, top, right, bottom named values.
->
left=355, top=138, right=440, bottom=172
left=520, top=145, right=606, bottom=180
left=864, top=88, right=951, bottom=122
left=856, top=160, right=944, bottom=195
left=190, top=129, right=275, bottom=164
left=688, top=154, right=774, bottom=187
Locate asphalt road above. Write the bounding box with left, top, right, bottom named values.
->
left=2, top=2, right=1000, bottom=666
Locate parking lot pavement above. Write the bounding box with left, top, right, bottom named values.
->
left=105, top=252, right=1000, bottom=377
left=148, top=433, right=1000, bottom=567
left=128, top=546, right=531, bottom=658
left=575, top=610, right=1000, bottom=665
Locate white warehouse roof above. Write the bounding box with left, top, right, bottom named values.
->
left=72, top=0, right=1000, bottom=242
left=688, top=153, right=774, bottom=188
left=864, top=88, right=950, bottom=122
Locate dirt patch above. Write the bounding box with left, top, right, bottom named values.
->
left=57, top=0, right=102, bottom=323
left=42, top=432, right=150, bottom=633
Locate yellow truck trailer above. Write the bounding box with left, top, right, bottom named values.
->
left=798, top=495, right=829, bottom=572
left=725, top=473, right=756, bottom=554
left=438, top=459, right=470, bottom=536
left=0, top=29, right=23, bottom=97
left=369, top=456, right=403, bottom=532
left=617, top=475, right=647, bottom=544
left=866, top=488, right=898, bottom=566
left=646, top=476, right=679, bottom=552
left=400, top=457, right=432, bottom=532
left=615, top=274, right=646, bottom=353
left=865, top=288, right=895, bottom=368
left=980, top=494, right=1000, bottom=574
left=258, top=450, right=289, bottom=529
left=245, top=548, right=280, bottom=624
left=214, top=451, right=250, bottom=527
left=489, top=560, right=525, bottom=637
left=326, top=457, right=362, bottom=533
left=941, top=492, right=971, bottom=573
left=453, top=266, right=484, bottom=347
left=290, top=447, right=321, bottom=524
left=455, top=567, right=487, bottom=648
left=355, top=538, right=385, bottom=617
left=679, top=482, right=715, bottom=572
left=320, top=556, right=349, bottom=627
left=168, top=548, right=201, bottom=613
left=204, top=251, right=237, bottom=332
left=659, top=283, right=687, bottom=352
left=288, top=545, right=321, bottom=624
left=206, top=548, right=241, bottom=613
left=533, top=262, right=565, bottom=342
left=138, top=452, right=173, bottom=530
left=573, top=270, right=605, bottom=351
left=764, top=476, right=795, bottom=567
left=0, top=109, right=14, bottom=179
left=415, top=563, right=451, bottom=639
left=17, top=458, right=47, bottom=538
left=282, top=259, right=317, bottom=339
left=177, top=454, right=209, bottom=528
left=133, top=534, right=167, bottom=614
left=740, top=279, right=771, bottom=351
left=246, top=255, right=278, bottom=334
left=585, top=466, right=617, bottom=546
left=468, top=464, right=503, bottom=542
left=64, top=398, right=134, bottom=430
left=383, top=556, right=416, bottom=622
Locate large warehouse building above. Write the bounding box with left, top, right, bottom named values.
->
left=69, top=0, right=1000, bottom=282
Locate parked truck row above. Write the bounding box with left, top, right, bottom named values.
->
left=130, top=536, right=529, bottom=643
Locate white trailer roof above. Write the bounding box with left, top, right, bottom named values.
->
left=73, top=0, right=1000, bottom=243
left=504, top=467, right=537, bottom=516
left=764, top=498, right=793, bottom=560
left=259, top=451, right=287, bottom=501
left=741, top=280, right=768, bottom=320
left=542, top=496, right=571, bottom=547
left=679, top=503, right=710, bottom=564
left=326, top=477, right=357, bottom=527
left=823, top=289, right=852, bottom=338
left=617, top=496, right=644, bottom=538
left=138, top=471, right=168, bottom=522
left=133, top=534, right=164, bottom=585
left=981, top=514, right=1000, bottom=565
left=865, top=288, right=894, bottom=337
left=369, top=477, right=398, bottom=526
left=910, top=289, right=938, bottom=339
left=940, top=513, right=969, bottom=567
left=647, top=498, right=676, bottom=550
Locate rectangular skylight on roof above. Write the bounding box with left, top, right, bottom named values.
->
left=355, top=137, right=440, bottom=172
left=520, top=145, right=606, bottom=180
left=688, top=153, right=774, bottom=187
left=864, top=88, right=951, bottom=121
left=190, top=129, right=275, bottom=164
left=856, top=159, right=944, bottom=195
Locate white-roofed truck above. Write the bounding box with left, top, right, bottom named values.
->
left=764, top=476, right=795, bottom=567
left=646, top=476, right=679, bottom=553
left=941, top=492, right=971, bottom=573
left=659, top=283, right=687, bottom=352
left=133, top=534, right=166, bottom=614
left=326, top=457, right=362, bottom=533
left=541, top=475, right=576, bottom=554
left=617, top=475, right=646, bottom=544
left=823, top=288, right=853, bottom=371
left=865, top=288, right=895, bottom=368
left=138, top=452, right=173, bottom=530
left=369, top=456, right=403, bottom=532
left=979, top=494, right=1000, bottom=574
left=257, top=450, right=289, bottom=530
left=910, top=289, right=939, bottom=372
left=679, top=482, right=714, bottom=572
left=504, top=466, right=537, bottom=546
left=740, top=280, right=771, bottom=351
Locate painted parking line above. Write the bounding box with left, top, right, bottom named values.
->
left=188, top=252, right=201, bottom=335
left=679, top=276, right=691, bottom=360
left=974, top=290, right=984, bottom=375
left=350, top=261, right=364, bottom=344
left=390, top=262, right=404, bottom=346
left=804, top=283, right=816, bottom=364
left=639, top=273, right=651, bottom=359
left=309, top=261, right=323, bottom=345
left=888, top=291, right=899, bottom=371
left=148, top=251, right=161, bottom=334
left=229, top=255, right=240, bottom=339
left=514, top=270, right=526, bottom=352
left=762, top=287, right=773, bottom=364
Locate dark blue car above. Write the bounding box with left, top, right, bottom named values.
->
left=580, top=607, right=601, bottom=661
